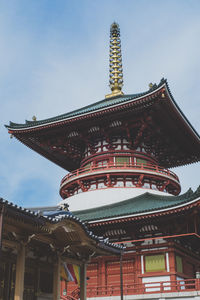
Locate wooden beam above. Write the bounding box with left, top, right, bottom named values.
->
left=3, top=223, right=37, bottom=235
left=2, top=239, right=18, bottom=249
left=14, top=243, right=26, bottom=300
left=80, top=262, right=87, bottom=300
left=63, top=256, right=83, bottom=265
left=33, top=233, right=55, bottom=244
left=53, top=255, right=61, bottom=300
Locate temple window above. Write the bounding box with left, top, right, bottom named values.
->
left=115, top=156, right=130, bottom=165
left=144, top=254, right=166, bottom=272
left=176, top=255, right=183, bottom=273
left=136, top=158, right=147, bottom=165
left=96, top=160, right=108, bottom=167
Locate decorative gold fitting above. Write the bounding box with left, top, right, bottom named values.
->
left=161, top=93, right=165, bottom=98
left=105, top=22, right=124, bottom=98
left=105, top=90, right=124, bottom=99
left=149, top=83, right=154, bottom=89
left=32, top=115, right=37, bottom=121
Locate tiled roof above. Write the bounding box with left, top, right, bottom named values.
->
left=5, top=80, right=165, bottom=130
left=5, top=78, right=200, bottom=170
left=73, top=187, right=200, bottom=222
left=0, top=198, right=123, bottom=252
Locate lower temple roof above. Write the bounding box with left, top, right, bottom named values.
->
left=0, top=198, right=123, bottom=254
left=72, top=186, right=200, bottom=222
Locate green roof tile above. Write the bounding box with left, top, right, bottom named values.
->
left=6, top=80, right=165, bottom=130
left=72, top=187, right=200, bottom=221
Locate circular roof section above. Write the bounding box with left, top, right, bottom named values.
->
left=58, top=187, right=170, bottom=211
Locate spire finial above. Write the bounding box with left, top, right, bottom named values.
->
left=105, top=22, right=124, bottom=98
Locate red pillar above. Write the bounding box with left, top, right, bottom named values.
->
left=98, top=257, right=106, bottom=295
left=135, top=248, right=142, bottom=294
left=168, top=246, right=176, bottom=291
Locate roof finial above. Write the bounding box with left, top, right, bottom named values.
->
left=105, top=22, right=124, bottom=98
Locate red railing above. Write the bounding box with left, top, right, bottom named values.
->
left=86, top=279, right=200, bottom=297
left=60, top=279, right=200, bottom=300
left=61, top=162, right=179, bottom=185
left=61, top=287, right=80, bottom=300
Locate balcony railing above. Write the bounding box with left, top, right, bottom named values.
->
left=61, top=279, right=200, bottom=300
left=86, top=279, right=199, bottom=297
left=61, top=162, right=179, bottom=186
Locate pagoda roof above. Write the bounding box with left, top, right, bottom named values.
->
left=5, top=79, right=199, bottom=134
left=72, top=186, right=200, bottom=222
left=5, top=78, right=200, bottom=169
left=6, top=92, right=150, bottom=130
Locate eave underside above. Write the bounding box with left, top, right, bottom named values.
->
left=7, top=83, right=200, bottom=171
left=0, top=200, right=122, bottom=258
left=85, top=201, right=200, bottom=254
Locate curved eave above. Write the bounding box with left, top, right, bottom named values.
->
left=6, top=80, right=200, bottom=142
left=164, top=81, right=200, bottom=142
left=5, top=94, right=148, bottom=131
left=9, top=135, right=77, bottom=171
left=0, top=198, right=123, bottom=254
left=88, top=195, right=200, bottom=225
left=5, top=79, right=200, bottom=170
left=5, top=80, right=167, bottom=132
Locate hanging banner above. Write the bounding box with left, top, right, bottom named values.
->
left=60, top=262, right=80, bottom=286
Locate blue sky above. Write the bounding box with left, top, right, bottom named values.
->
left=1, top=0, right=200, bottom=207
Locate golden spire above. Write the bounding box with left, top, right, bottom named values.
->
left=105, top=22, right=124, bottom=98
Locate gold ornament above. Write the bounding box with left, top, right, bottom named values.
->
left=149, top=83, right=153, bottom=89
left=105, top=23, right=124, bottom=98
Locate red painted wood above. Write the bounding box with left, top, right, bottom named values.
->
left=86, top=278, right=199, bottom=297
left=60, top=161, right=180, bottom=198
left=87, top=262, right=98, bottom=288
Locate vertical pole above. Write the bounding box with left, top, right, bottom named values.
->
left=80, top=263, right=87, bottom=300
left=0, top=205, right=5, bottom=251
left=4, top=261, right=12, bottom=300
left=53, top=255, right=61, bottom=300
left=34, top=263, right=40, bottom=300
left=14, top=243, right=26, bottom=300
left=194, top=213, right=198, bottom=233
left=120, top=254, right=123, bottom=300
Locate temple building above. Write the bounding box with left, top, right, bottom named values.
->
left=6, top=23, right=200, bottom=300
left=0, top=197, right=122, bottom=300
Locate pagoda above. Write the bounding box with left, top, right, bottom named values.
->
left=6, top=23, right=200, bottom=299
